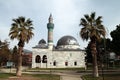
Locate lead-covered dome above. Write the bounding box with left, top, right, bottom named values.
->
left=38, top=39, right=46, bottom=44
left=56, top=35, right=80, bottom=50
left=33, top=39, right=47, bottom=48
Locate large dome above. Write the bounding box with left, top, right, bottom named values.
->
left=56, top=35, right=80, bottom=50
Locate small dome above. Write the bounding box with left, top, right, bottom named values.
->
left=56, top=35, right=80, bottom=49
left=38, top=39, right=46, bottom=44
left=34, top=39, right=47, bottom=48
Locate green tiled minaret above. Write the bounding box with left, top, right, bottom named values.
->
left=47, top=14, right=54, bottom=49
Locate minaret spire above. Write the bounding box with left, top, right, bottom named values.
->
left=49, top=13, right=53, bottom=23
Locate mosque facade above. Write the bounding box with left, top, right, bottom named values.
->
left=32, top=14, right=86, bottom=68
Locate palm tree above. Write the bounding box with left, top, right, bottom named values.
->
left=9, top=16, right=34, bottom=76
left=80, top=12, right=106, bottom=77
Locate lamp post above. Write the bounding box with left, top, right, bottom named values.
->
left=100, top=47, right=104, bottom=80
left=101, top=37, right=106, bottom=80
left=101, top=56, right=104, bottom=80
left=50, top=62, right=52, bottom=80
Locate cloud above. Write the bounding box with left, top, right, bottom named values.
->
left=0, top=24, right=9, bottom=40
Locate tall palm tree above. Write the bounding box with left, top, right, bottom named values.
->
left=9, top=16, right=34, bottom=76
left=80, top=12, right=106, bottom=77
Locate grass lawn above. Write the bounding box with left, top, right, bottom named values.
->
left=0, top=73, right=60, bottom=80
left=30, top=74, right=60, bottom=80
left=0, top=73, right=15, bottom=79
left=82, top=74, right=120, bottom=80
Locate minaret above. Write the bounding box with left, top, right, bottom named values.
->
left=47, top=14, right=54, bottom=50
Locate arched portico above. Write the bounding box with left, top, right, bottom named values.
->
left=35, top=55, right=41, bottom=67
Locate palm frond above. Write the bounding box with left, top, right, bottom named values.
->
left=80, top=12, right=106, bottom=41
left=91, top=12, right=95, bottom=20
left=9, top=16, right=34, bottom=47
left=84, top=14, right=89, bottom=20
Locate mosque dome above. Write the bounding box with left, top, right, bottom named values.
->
left=56, top=35, right=80, bottom=50
left=33, top=39, right=47, bottom=48
left=38, top=39, right=46, bottom=44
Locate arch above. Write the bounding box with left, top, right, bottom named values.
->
left=42, top=55, right=47, bottom=63
left=65, top=61, right=68, bottom=66
left=74, top=61, right=77, bottom=66
left=53, top=61, right=56, bottom=66
left=35, top=55, right=41, bottom=63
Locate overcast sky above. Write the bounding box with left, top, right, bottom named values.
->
left=0, top=0, right=120, bottom=50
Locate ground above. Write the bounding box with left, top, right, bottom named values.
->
left=0, top=76, right=39, bottom=80
left=9, top=76, right=40, bottom=80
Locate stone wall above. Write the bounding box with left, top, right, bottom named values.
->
left=32, top=48, right=85, bottom=68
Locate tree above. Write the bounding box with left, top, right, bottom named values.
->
left=12, top=46, right=18, bottom=67
left=9, top=16, right=34, bottom=76
left=110, top=24, right=120, bottom=55
left=0, top=40, right=11, bottom=67
left=86, top=38, right=111, bottom=64
left=85, top=42, right=93, bottom=63
left=85, top=39, right=105, bottom=66
left=80, top=12, right=106, bottom=77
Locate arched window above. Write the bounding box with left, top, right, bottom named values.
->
left=74, top=61, right=77, bottom=66
left=35, top=55, right=41, bottom=63
left=65, top=61, right=68, bottom=66
left=53, top=61, right=56, bottom=66
left=42, top=55, right=47, bottom=63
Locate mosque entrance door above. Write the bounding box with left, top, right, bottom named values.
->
left=42, top=55, right=47, bottom=68
left=35, top=55, right=41, bottom=68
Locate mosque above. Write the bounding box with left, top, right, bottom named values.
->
left=32, top=14, right=86, bottom=68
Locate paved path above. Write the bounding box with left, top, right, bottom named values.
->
left=60, top=74, right=82, bottom=80
left=55, top=72, right=82, bottom=80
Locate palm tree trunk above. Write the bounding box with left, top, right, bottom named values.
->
left=16, top=47, right=23, bottom=76
left=93, top=52, right=99, bottom=77
left=91, top=41, right=99, bottom=77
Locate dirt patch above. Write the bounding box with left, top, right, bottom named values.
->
left=0, top=76, right=39, bottom=80
left=8, top=76, right=40, bottom=80
left=8, top=77, right=40, bottom=80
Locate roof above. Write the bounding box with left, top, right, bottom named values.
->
left=57, top=35, right=79, bottom=46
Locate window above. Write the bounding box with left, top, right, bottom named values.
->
left=35, top=55, right=41, bottom=63
left=74, top=61, right=77, bottom=66
left=42, top=55, right=47, bottom=63
left=53, top=61, right=56, bottom=66
left=65, top=61, right=68, bottom=66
